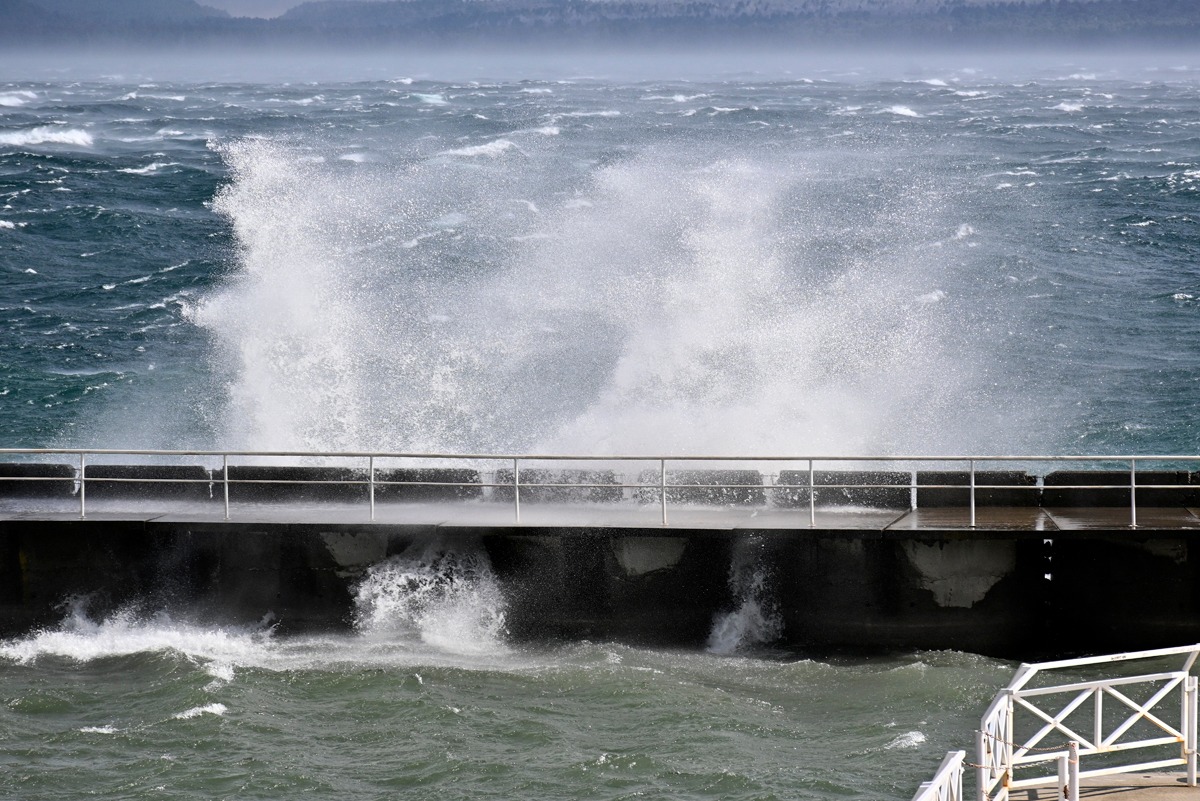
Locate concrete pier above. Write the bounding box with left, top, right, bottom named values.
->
left=3, top=462, right=1200, bottom=657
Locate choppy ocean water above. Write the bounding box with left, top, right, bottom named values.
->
left=3, top=58, right=1199, bottom=455
left=3, top=54, right=1200, bottom=799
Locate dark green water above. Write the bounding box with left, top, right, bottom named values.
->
left=0, top=614, right=1010, bottom=801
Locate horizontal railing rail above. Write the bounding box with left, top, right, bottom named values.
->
left=917, top=645, right=1200, bottom=801
left=2, top=449, right=1200, bottom=525
left=913, top=750, right=967, bottom=801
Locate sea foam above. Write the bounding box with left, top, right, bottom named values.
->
left=0, top=127, right=93, bottom=147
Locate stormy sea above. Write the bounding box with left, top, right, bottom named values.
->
left=2, top=52, right=1198, bottom=799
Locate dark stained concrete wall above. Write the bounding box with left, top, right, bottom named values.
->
left=3, top=517, right=1200, bottom=658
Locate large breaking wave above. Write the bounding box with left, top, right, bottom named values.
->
left=198, top=126, right=1029, bottom=456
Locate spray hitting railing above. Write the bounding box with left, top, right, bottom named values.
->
left=1, top=449, right=1200, bottom=526
left=915, top=645, right=1200, bottom=801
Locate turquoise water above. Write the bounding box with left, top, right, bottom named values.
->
left=3, top=59, right=1199, bottom=455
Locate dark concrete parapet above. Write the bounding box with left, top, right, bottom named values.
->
left=1043, top=470, right=1195, bottom=507
left=374, top=468, right=482, bottom=501
left=774, top=470, right=911, bottom=509
left=225, top=466, right=369, bottom=503
left=916, top=471, right=1040, bottom=507
left=493, top=469, right=622, bottom=504
left=0, top=463, right=75, bottom=498
left=85, top=464, right=215, bottom=502
left=635, top=469, right=766, bottom=506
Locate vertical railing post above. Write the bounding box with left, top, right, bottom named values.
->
left=1130, top=458, right=1138, bottom=529
left=1056, top=755, right=1069, bottom=800
left=660, top=458, right=668, bottom=527
left=1067, top=741, right=1080, bottom=801
left=1005, top=693, right=1016, bottom=795
left=223, top=454, right=230, bottom=521
left=1094, top=687, right=1103, bottom=757
left=513, top=458, right=520, bottom=524
left=969, top=458, right=977, bottom=529
left=79, top=452, right=86, bottom=519
left=976, top=729, right=987, bottom=801
left=369, top=455, right=375, bottom=522
left=808, top=458, right=816, bottom=529
left=1187, top=675, right=1198, bottom=786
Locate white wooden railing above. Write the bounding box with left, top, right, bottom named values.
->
left=913, top=750, right=967, bottom=801
left=917, top=645, right=1200, bottom=801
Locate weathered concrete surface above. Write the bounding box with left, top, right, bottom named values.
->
left=4, top=506, right=1200, bottom=656
left=6, top=464, right=1200, bottom=655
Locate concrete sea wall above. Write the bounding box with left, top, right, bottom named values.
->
left=3, top=464, right=1200, bottom=657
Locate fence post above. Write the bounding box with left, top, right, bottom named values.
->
left=513, top=458, right=520, bottom=524
left=369, top=455, right=375, bottom=522
left=1067, top=741, right=1079, bottom=801
left=1057, top=755, right=1069, bottom=800
left=976, top=729, right=987, bottom=801
left=223, top=454, right=230, bottom=521
left=969, top=458, right=977, bottom=529
left=79, top=452, right=86, bottom=520
left=1188, top=675, right=1198, bottom=786
left=1130, top=457, right=1138, bottom=529
left=808, top=458, right=815, bottom=529
left=660, top=458, right=668, bottom=526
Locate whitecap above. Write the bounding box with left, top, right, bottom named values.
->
left=0, top=91, right=37, bottom=107
left=440, top=139, right=518, bottom=158
left=1052, top=102, right=1084, bottom=112
left=886, top=105, right=922, bottom=118
left=917, top=290, right=946, bottom=304
left=0, top=220, right=15, bottom=229
left=0, top=126, right=93, bottom=147
left=520, top=88, right=553, bottom=94
left=884, top=731, right=927, bottom=750
left=414, top=93, right=448, bottom=105
left=174, top=703, right=227, bottom=720
left=0, top=604, right=275, bottom=666
left=390, top=77, right=414, bottom=85
left=79, top=725, right=119, bottom=735
left=533, top=126, right=560, bottom=136
left=559, top=110, right=620, bottom=118
left=338, top=153, right=368, bottom=163
left=1173, top=293, right=1193, bottom=301
left=918, top=79, right=949, bottom=87
left=645, top=93, right=707, bottom=102
left=117, top=162, right=178, bottom=176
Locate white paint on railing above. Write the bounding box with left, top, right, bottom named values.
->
left=3, top=449, right=1200, bottom=526
left=913, top=750, right=966, bottom=801
left=922, top=645, right=1200, bottom=801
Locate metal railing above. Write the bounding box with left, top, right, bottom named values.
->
left=913, top=751, right=967, bottom=801
left=1, top=449, right=1200, bottom=526
left=916, top=644, right=1200, bottom=801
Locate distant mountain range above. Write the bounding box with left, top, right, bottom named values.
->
left=2, top=0, right=1197, bottom=45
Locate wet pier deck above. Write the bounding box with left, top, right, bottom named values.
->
left=3, top=499, right=1199, bottom=535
